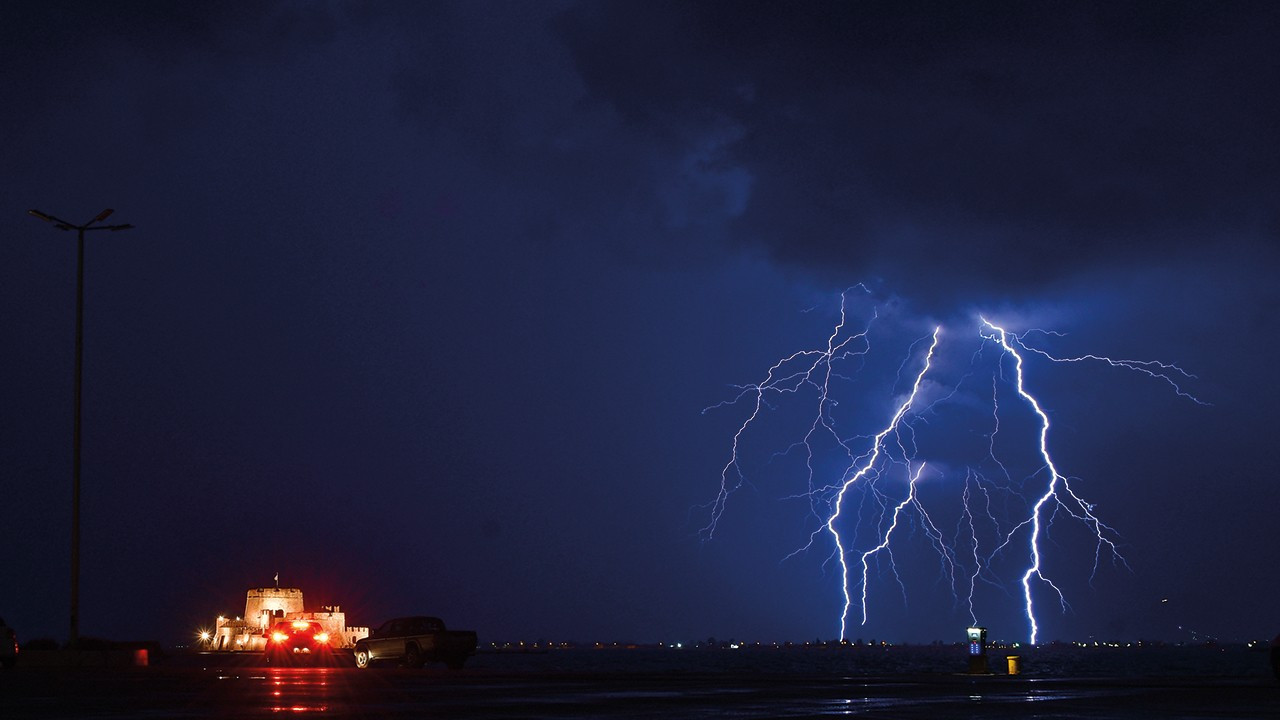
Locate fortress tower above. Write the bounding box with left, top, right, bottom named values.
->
left=244, top=587, right=305, bottom=629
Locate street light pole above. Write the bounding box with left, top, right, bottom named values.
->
left=28, top=208, right=133, bottom=650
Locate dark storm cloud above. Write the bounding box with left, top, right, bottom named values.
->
left=553, top=1, right=1280, bottom=303
left=2, top=2, right=351, bottom=155
left=11, top=1, right=1274, bottom=293
left=367, top=1, right=756, bottom=268
left=2, top=1, right=339, bottom=62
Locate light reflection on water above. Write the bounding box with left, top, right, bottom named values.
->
left=815, top=697, right=915, bottom=711
left=260, top=666, right=336, bottom=713
left=181, top=647, right=1268, bottom=719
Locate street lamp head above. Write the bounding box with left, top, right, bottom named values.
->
left=29, top=209, right=75, bottom=230
left=30, top=209, right=132, bottom=232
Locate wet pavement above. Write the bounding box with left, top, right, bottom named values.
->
left=1, top=662, right=1276, bottom=719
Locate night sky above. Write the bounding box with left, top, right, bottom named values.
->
left=3, top=1, right=1277, bottom=647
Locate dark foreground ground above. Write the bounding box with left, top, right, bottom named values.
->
left=1, top=648, right=1276, bottom=719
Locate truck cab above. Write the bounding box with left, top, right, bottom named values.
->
left=354, top=616, right=476, bottom=670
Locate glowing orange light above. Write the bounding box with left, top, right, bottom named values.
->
left=314, top=632, right=329, bottom=644
left=291, top=621, right=310, bottom=629
left=272, top=632, right=289, bottom=643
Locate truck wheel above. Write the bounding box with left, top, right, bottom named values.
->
left=354, top=648, right=371, bottom=669
left=404, top=643, right=424, bottom=669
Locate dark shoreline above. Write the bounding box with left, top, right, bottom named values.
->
left=16, top=642, right=1275, bottom=676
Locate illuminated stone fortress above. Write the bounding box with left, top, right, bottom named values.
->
left=202, top=586, right=369, bottom=651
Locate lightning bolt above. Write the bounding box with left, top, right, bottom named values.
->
left=827, top=327, right=941, bottom=640
left=980, top=317, right=1130, bottom=645
left=702, top=292, right=1202, bottom=644
left=699, top=286, right=876, bottom=541
left=1013, top=334, right=1206, bottom=406
left=856, top=462, right=928, bottom=630
left=958, top=470, right=991, bottom=626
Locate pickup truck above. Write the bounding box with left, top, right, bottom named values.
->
left=353, top=616, right=477, bottom=670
